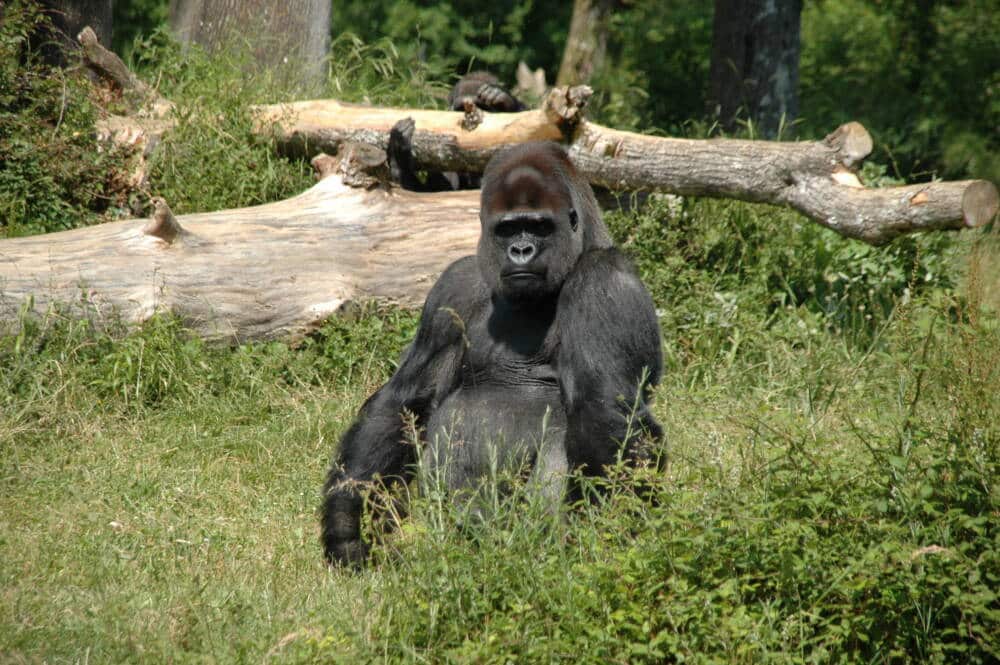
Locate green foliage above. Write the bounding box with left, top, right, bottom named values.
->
left=111, top=0, right=169, bottom=60
left=800, top=0, right=1000, bottom=183
left=299, top=303, right=420, bottom=388
left=122, top=28, right=313, bottom=215
left=331, top=0, right=570, bottom=90
left=125, top=27, right=446, bottom=215
left=592, top=1, right=714, bottom=132
left=0, top=1, right=133, bottom=236
left=606, top=191, right=958, bottom=376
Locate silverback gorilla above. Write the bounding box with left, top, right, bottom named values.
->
left=321, top=142, right=663, bottom=567
left=388, top=72, right=525, bottom=191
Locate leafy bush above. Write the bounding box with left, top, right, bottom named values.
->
left=298, top=303, right=419, bottom=388
left=331, top=0, right=570, bottom=88
left=606, top=189, right=958, bottom=370
left=800, top=0, right=1000, bottom=183
left=0, top=1, right=135, bottom=236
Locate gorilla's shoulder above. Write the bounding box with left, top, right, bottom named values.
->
left=560, top=248, right=654, bottom=312
left=423, top=255, right=489, bottom=315
left=568, top=247, right=642, bottom=284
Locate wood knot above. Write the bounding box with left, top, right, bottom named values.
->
left=330, top=142, right=389, bottom=189
left=543, top=85, right=593, bottom=130
left=461, top=99, right=484, bottom=131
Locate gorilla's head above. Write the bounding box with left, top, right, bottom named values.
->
left=478, top=142, right=611, bottom=303
left=448, top=71, right=500, bottom=110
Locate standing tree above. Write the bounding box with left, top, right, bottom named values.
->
left=556, top=0, right=617, bottom=87
left=32, top=0, right=113, bottom=66
left=168, top=0, right=330, bottom=90
left=709, top=0, right=801, bottom=138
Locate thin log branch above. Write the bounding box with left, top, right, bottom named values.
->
left=78, top=26, right=174, bottom=193
left=78, top=26, right=174, bottom=117
left=253, top=93, right=997, bottom=246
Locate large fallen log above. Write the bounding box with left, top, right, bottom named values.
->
left=4, top=27, right=995, bottom=343
left=0, top=166, right=479, bottom=343
left=254, top=90, right=997, bottom=246
left=81, top=14, right=995, bottom=247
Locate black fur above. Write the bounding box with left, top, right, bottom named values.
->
left=321, top=142, right=663, bottom=567
left=387, top=72, right=525, bottom=192
left=447, top=71, right=525, bottom=113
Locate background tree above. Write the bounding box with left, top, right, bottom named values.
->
left=32, top=0, right=113, bottom=66
left=709, top=0, right=802, bottom=138
left=168, top=0, right=330, bottom=90
left=556, top=0, right=616, bottom=87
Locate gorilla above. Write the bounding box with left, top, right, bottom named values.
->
left=388, top=72, right=525, bottom=191
left=446, top=71, right=525, bottom=113
left=321, top=141, right=663, bottom=567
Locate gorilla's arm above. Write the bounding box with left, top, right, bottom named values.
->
left=320, top=258, right=476, bottom=566
left=387, top=117, right=459, bottom=192
left=474, top=83, right=525, bottom=112
left=556, top=248, right=664, bottom=488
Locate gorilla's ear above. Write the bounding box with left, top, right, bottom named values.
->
left=569, top=208, right=579, bottom=232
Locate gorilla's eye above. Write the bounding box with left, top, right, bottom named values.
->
left=495, top=221, right=519, bottom=238
left=495, top=218, right=556, bottom=238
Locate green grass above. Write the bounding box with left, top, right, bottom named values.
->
left=2, top=10, right=997, bottom=660
left=2, top=201, right=997, bottom=662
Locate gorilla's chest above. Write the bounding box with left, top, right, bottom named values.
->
left=421, top=301, right=566, bottom=489
left=459, top=301, right=560, bottom=389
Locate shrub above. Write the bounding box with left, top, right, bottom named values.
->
left=0, top=1, right=135, bottom=236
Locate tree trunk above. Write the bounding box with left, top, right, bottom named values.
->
left=709, top=0, right=801, bottom=138
left=168, top=0, right=330, bottom=90
left=556, top=0, right=616, bottom=87
left=33, top=0, right=113, bottom=67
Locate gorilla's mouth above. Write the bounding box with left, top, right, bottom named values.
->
left=502, top=269, right=544, bottom=281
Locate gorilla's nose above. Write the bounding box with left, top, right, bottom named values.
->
left=508, top=240, right=536, bottom=265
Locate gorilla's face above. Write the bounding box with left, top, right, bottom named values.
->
left=478, top=149, right=586, bottom=303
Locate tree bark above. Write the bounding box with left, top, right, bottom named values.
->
left=1, top=127, right=995, bottom=343
left=0, top=170, right=481, bottom=343
left=556, top=0, right=616, bottom=87
left=709, top=0, right=802, bottom=138
left=32, top=0, right=113, bottom=67
left=253, top=92, right=997, bottom=246
left=168, top=0, right=331, bottom=90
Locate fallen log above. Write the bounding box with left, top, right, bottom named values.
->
left=4, top=28, right=995, bottom=343
left=0, top=162, right=479, bottom=343
left=76, top=23, right=996, bottom=246
left=254, top=91, right=997, bottom=246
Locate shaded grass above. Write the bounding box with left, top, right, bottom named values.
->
left=2, top=210, right=997, bottom=661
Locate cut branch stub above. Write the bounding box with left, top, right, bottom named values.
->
left=963, top=180, right=1000, bottom=228
left=142, top=198, right=183, bottom=244
left=461, top=99, right=484, bottom=131
left=311, top=153, right=340, bottom=180
left=78, top=26, right=173, bottom=117
left=822, top=121, right=873, bottom=169
left=543, top=85, right=594, bottom=130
